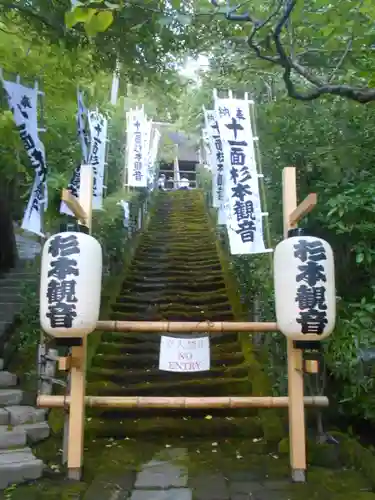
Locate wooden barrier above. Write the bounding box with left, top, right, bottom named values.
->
left=96, top=320, right=278, bottom=333
left=38, top=395, right=329, bottom=409
left=39, top=165, right=322, bottom=484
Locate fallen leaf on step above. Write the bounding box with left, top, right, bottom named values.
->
left=205, top=415, right=213, bottom=420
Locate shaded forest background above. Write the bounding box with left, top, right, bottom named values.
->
left=0, top=0, right=375, bottom=428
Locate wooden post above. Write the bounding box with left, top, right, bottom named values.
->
left=282, top=166, right=306, bottom=483
left=66, top=165, right=93, bottom=480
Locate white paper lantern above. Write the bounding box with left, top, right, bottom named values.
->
left=40, top=228, right=102, bottom=339
left=274, top=232, right=336, bottom=341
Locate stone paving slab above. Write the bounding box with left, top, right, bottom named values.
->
left=130, top=488, right=192, bottom=500
left=83, top=472, right=135, bottom=500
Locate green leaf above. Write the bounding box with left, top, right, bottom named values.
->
left=65, top=7, right=96, bottom=28
left=356, top=252, right=365, bottom=264
left=84, top=10, right=114, bottom=36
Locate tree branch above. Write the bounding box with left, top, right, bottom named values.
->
left=223, top=0, right=375, bottom=103
left=0, top=1, right=63, bottom=33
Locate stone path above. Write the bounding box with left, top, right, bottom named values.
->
left=80, top=437, right=375, bottom=500
left=80, top=444, right=303, bottom=500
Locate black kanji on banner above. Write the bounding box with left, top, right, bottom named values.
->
left=294, top=239, right=328, bottom=334
left=210, top=119, right=224, bottom=202
left=46, top=234, right=80, bottom=329
left=223, top=106, right=256, bottom=244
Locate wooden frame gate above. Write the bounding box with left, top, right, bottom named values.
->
left=37, top=166, right=326, bottom=484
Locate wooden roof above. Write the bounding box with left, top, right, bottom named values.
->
left=153, top=122, right=199, bottom=163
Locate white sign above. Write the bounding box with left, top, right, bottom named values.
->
left=88, top=110, right=107, bottom=210
left=159, top=336, right=210, bottom=372
left=2, top=79, right=48, bottom=236
left=214, top=96, right=271, bottom=255
left=126, top=108, right=149, bottom=188
left=203, top=108, right=226, bottom=224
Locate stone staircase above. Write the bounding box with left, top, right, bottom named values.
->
left=86, top=190, right=259, bottom=440
left=0, top=357, right=49, bottom=489
left=0, top=231, right=48, bottom=489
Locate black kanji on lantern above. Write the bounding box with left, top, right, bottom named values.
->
left=294, top=238, right=329, bottom=335
left=47, top=279, right=78, bottom=304
left=296, top=261, right=326, bottom=288
left=46, top=233, right=81, bottom=329
left=296, top=309, right=328, bottom=334
left=295, top=285, right=327, bottom=310
left=48, top=258, right=79, bottom=281
left=294, top=239, right=327, bottom=263
left=48, top=234, right=80, bottom=258
left=46, top=303, right=78, bottom=329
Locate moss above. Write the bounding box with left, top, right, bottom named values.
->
left=329, top=431, right=375, bottom=489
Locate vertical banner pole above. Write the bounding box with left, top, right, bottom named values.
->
left=282, top=166, right=306, bottom=482
left=67, top=165, right=93, bottom=480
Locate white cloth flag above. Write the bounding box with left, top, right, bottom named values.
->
left=147, top=128, right=161, bottom=189
left=2, top=79, right=48, bottom=236
left=203, top=108, right=226, bottom=224
left=117, top=200, right=130, bottom=228
left=126, top=108, right=148, bottom=188
left=214, top=97, right=270, bottom=255
left=77, top=90, right=89, bottom=164
left=60, top=91, right=90, bottom=216
left=88, top=110, right=107, bottom=210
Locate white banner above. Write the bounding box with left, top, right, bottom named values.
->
left=88, top=110, right=107, bottom=210
left=2, top=79, right=48, bottom=236
left=60, top=91, right=90, bottom=216
left=126, top=108, right=148, bottom=188
left=77, top=90, right=89, bottom=164
left=117, top=200, right=130, bottom=228
left=214, top=97, right=270, bottom=255
left=147, top=128, right=161, bottom=189
left=159, top=336, right=210, bottom=372
left=203, top=108, right=226, bottom=224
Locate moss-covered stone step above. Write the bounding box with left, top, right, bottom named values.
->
left=86, top=416, right=263, bottom=439
left=111, top=302, right=233, bottom=316
left=124, top=268, right=225, bottom=280
left=89, top=364, right=248, bottom=384
left=109, top=311, right=234, bottom=322
left=92, top=351, right=244, bottom=369
left=129, top=262, right=223, bottom=274
left=87, top=377, right=250, bottom=397
left=99, top=332, right=239, bottom=346
left=96, top=340, right=242, bottom=356
left=121, top=274, right=227, bottom=287
left=131, top=254, right=220, bottom=265
left=115, top=293, right=230, bottom=307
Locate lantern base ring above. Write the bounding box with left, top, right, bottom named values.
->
left=54, top=337, right=83, bottom=347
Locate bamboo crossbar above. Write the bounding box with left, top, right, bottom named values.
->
left=37, top=395, right=329, bottom=409
left=96, top=320, right=278, bottom=333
